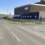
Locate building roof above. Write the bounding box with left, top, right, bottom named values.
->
left=30, top=3, right=45, bottom=6
left=15, top=4, right=30, bottom=9
left=36, top=1, right=45, bottom=4
left=15, top=1, right=45, bottom=9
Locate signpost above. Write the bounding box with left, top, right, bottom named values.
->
left=42, top=9, right=44, bottom=22
left=10, top=13, right=11, bottom=18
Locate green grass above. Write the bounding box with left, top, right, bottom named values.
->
left=0, top=14, right=6, bottom=16
left=4, top=19, right=43, bottom=25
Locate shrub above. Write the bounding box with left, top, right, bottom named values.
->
left=3, top=16, right=11, bottom=20
left=8, top=17, right=11, bottom=20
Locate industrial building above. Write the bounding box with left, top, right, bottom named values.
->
left=14, top=0, right=45, bottom=15
left=36, top=0, right=45, bottom=4
left=13, top=0, right=45, bottom=22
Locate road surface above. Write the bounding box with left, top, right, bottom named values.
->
left=0, top=20, right=45, bottom=45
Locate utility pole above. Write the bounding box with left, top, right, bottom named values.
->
left=21, top=13, right=22, bottom=22
left=7, top=9, right=9, bottom=19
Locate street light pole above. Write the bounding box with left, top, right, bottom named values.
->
left=21, top=13, right=22, bottom=22
left=7, top=9, right=8, bottom=20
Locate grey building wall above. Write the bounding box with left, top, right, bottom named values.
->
left=39, top=11, right=45, bottom=19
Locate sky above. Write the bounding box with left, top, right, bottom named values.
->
left=0, top=0, right=40, bottom=15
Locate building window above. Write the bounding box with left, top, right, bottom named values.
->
left=25, top=16, right=26, bottom=18
left=30, top=16, right=32, bottom=18
left=27, top=16, right=29, bottom=18
left=23, top=16, right=26, bottom=18
left=35, top=16, right=37, bottom=18
left=23, top=16, right=25, bottom=18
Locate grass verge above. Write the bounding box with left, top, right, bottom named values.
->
left=4, top=19, right=45, bottom=25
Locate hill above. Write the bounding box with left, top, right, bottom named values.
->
left=0, top=14, right=6, bottom=16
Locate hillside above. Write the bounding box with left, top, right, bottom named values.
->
left=0, top=14, right=6, bottom=16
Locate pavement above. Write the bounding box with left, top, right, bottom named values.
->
left=0, top=19, right=45, bottom=45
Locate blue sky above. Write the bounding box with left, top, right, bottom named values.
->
left=0, top=0, right=40, bottom=15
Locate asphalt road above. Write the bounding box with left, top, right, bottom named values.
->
left=0, top=20, right=45, bottom=45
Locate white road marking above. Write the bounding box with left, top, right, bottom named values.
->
left=42, top=36, right=45, bottom=38
left=28, top=30, right=30, bottom=31
left=36, top=33, right=40, bottom=36
left=0, top=29, right=2, bottom=39
left=40, top=34, right=43, bottom=36
left=41, top=35, right=44, bottom=38
left=29, top=30, right=32, bottom=33
left=0, top=33, right=2, bottom=35
left=34, top=27, right=42, bottom=29
left=33, top=31, right=36, bottom=34
left=11, top=31, right=20, bottom=42
left=5, top=25, right=10, bottom=30
left=0, top=36, right=2, bottom=39
left=34, top=27, right=38, bottom=28
left=12, top=24, right=45, bottom=39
